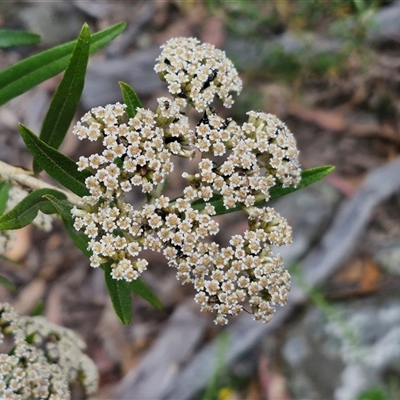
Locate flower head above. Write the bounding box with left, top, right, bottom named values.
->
left=176, top=206, right=292, bottom=324
left=70, top=37, right=302, bottom=325
left=0, top=302, right=98, bottom=398
left=155, top=37, right=242, bottom=111
left=244, top=111, right=301, bottom=188
left=183, top=109, right=301, bottom=210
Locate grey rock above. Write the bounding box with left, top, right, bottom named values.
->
left=334, top=364, right=378, bottom=400
left=338, top=304, right=400, bottom=396
left=367, top=0, right=400, bottom=44
left=300, top=157, right=400, bottom=292
left=374, top=238, right=400, bottom=276
left=18, top=2, right=85, bottom=46
left=72, top=1, right=114, bottom=19
left=282, top=335, right=309, bottom=367
left=282, top=308, right=344, bottom=400
left=274, top=31, right=343, bottom=55
left=272, top=181, right=341, bottom=262
left=163, top=307, right=292, bottom=400
left=285, top=298, right=400, bottom=399
left=112, top=304, right=208, bottom=400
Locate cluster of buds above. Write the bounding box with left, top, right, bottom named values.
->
left=0, top=302, right=98, bottom=399
left=72, top=37, right=301, bottom=324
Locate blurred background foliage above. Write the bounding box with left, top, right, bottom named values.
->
left=2, top=1, right=400, bottom=399
left=200, top=0, right=397, bottom=130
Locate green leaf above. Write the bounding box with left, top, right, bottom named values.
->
left=104, top=263, right=132, bottom=325
left=0, top=181, right=10, bottom=215
left=31, top=301, right=44, bottom=316
left=268, top=165, right=335, bottom=201
left=42, top=195, right=74, bottom=224
left=34, top=24, right=91, bottom=174
left=0, top=188, right=66, bottom=230
left=19, top=124, right=91, bottom=197
left=64, top=220, right=91, bottom=257
left=0, top=29, right=40, bottom=48
left=0, top=275, right=16, bottom=291
left=192, top=165, right=335, bottom=215
left=129, top=279, right=163, bottom=310
left=44, top=194, right=91, bottom=256
left=0, top=22, right=126, bottom=106
left=357, top=387, right=390, bottom=400
left=119, top=81, right=143, bottom=118
left=25, top=332, right=36, bottom=345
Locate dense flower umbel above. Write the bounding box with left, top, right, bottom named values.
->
left=184, top=109, right=301, bottom=209
left=71, top=37, right=302, bottom=324
left=175, top=206, right=292, bottom=325
left=0, top=303, right=98, bottom=399
left=72, top=102, right=200, bottom=281
left=154, top=37, right=242, bottom=112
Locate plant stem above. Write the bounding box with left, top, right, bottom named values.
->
left=0, top=160, right=81, bottom=205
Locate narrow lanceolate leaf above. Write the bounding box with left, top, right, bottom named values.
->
left=31, top=301, right=44, bottom=317
left=268, top=165, right=335, bottom=201
left=19, top=124, right=91, bottom=197
left=104, top=264, right=132, bottom=325
left=0, top=275, right=16, bottom=291
left=0, top=188, right=66, bottom=230
left=192, top=165, right=335, bottom=216
left=129, top=279, right=163, bottom=310
left=43, top=195, right=74, bottom=224
left=0, top=22, right=126, bottom=106
left=0, top=181, right=10, bottom=215
left=34, top=24, right=91, bottom=174
left=0, top=29, right=40, bottom=48
left=44, top=194, right=91, bottom=257
left=119, top=81, right=143, bottom=118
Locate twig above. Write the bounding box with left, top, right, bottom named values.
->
left=0, top=160, right=81, bottom=206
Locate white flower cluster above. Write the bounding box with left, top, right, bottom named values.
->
left=154, top=37, right=242, bottom=111
left=0, top=185, right=53, bottom=255
left=177, top=207, right=292, bottom=325
left=0, top=303, right=98, bottom=399
left=184, top=108, right=301, bottom=210
left=72, top=37, right=302, bottom=324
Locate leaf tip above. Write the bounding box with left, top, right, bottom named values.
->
left=80, top=23, right=91, bottom=36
